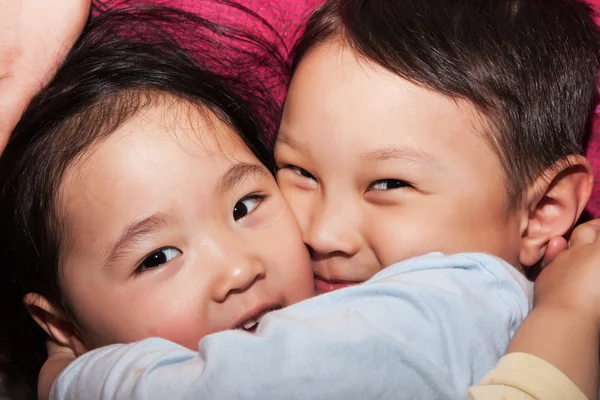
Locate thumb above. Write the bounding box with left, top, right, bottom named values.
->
left=541, top=236, right=568, bottom=268
left=0, top=77, right=34, bottom=153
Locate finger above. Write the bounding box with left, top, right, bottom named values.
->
left=578, top=218, right=600, bottom=229
left=568, top=221, right=600, bottom=248
left=0, top=78, right=33, bottom=153
left=541, top=236, right=568, bottom=268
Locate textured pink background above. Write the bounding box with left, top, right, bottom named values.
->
left=583, top=0, right=600, bottom=218
left=95, top=0, right=323, bottom=54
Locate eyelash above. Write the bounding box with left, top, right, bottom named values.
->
left=367, top=179, right=413, bottom=192
left=280, top=164, right=412, bottom=193
left=134, top=246, right=182, bottom=276
left=233, top=193, right=268, bottom=221
left=279, top=165, right=316, bottom=180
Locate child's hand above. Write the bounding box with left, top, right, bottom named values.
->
left=38, top=338, right=77, bottom=400
left=535, top=219, right=600, bottom=325
left=504, top=219, right=600, bottom=399
left=540, top=236, right=568, bottom=268
left=0, top=0, right=91, bottom=154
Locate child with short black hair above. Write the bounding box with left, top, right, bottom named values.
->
left=277, top=0, right=598, bottom=294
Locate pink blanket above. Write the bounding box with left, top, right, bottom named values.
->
left=584, top=0, right=600, bottom=218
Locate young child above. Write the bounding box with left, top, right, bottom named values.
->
left=274, top=0, right=600, bottom=395
left=275, top=0, right=598, bottom=293
left=0, top=6, right=315, bottom=399
left=2, top=1, right=598, bottom=400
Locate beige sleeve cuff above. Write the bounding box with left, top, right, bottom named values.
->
left=467, top=352, right=588, bottom=400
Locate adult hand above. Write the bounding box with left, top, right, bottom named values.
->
left=0, top=0, right=91, bottom=154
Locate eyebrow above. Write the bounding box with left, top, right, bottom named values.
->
left=217, top=162, right=270, bottom=194
left=104, top=212, right=173, bottom=268
left=361, top=145, right=440, bottom=169
left=275, top=131, right=302, bottom=152
left=278, top=131, right=440, bottom=169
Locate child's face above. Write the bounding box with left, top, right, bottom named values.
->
left=58, top=101, right=315, bottom=350
left=276, top=42, right=525, bottom=293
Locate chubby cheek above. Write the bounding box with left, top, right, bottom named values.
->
left=432, top=193, right=520, bottom=260
left=132, top=302, right=211, bottom=350
left=278, top=182, right=312, bottom=233
left=74, top=286, right=211, bottom=351
left=265, top=209, right=315, bottom=303
left=369, top=201, right=518, bottom=266
left=143, top=315, right=208, bottom=350
left=368, top=220, right=442, bottom=267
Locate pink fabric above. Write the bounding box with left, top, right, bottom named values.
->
left=591, top=0, right=600, bottom=23
left=95, top=0, right=322, bottom=59
left=585, top=0, right=600, bottom=218
left=587, top=106, right=600, bottom=218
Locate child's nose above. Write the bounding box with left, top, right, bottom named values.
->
left=303, top=200, right=362, bottom=258
left=210, top=255, right=266, bottom=303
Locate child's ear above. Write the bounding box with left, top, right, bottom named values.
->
left=519, top=155, right=593, bottom=267
left=23, top=293, right=87, bottom=356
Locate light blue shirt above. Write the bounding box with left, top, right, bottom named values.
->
left=51, top=252, right=533, bottom=400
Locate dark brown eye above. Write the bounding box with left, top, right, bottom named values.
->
left=290, top=166, right=315, bottom=180
left=233, top=194, right=265, bottom=221
left=136, top=247, right=181, bottom=274
left=369, top=179, right=411, bottom=191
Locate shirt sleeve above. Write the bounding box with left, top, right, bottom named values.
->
left=468, top=352, right=587, bottom=400
left=51, top=253, right=532, bottom=400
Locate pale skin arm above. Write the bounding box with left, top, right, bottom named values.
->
left=38, top=340, right=76, bottom=400
left=0, top=0, right=91, bottom=153
left=505, top=221, right=600, bottom=400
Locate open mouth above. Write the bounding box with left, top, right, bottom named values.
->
left=237, top=306, right=280, bottom=333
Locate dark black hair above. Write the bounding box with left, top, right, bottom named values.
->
left=292, top=0, right=600, bottom=202
left=0, top=4, right=287, bottom=397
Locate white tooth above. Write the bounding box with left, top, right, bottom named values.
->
left=243, top=319, right=258, bottom=330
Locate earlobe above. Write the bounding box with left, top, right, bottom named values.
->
left=23, top=293, right=87, bottom=356
left=519, top=155, right=593, bottom=267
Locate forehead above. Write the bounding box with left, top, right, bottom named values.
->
left=282, top=41, right=496, bottom=166
left=67, top=102, right=257, bottom=183
left=57, top=103, right=260, bottom=248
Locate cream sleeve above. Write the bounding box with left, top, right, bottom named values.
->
left=468, top=352, right=587, bottom=400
